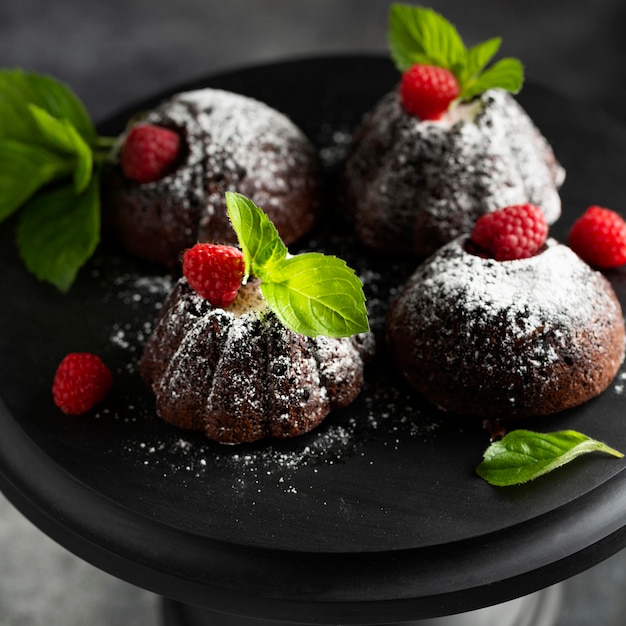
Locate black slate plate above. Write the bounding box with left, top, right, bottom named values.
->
left=2, top=56, right=626, bottom=624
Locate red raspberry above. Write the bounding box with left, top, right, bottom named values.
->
left=120, top=124, right=181, bottom=183
left=569, top=205, right=626, bottom=269
left=182, top=243, right=245, bottom=308
left=400, top=64, right=460, bottom=121
left=471, top=204, right=548, bottom=261
left=52, top=353, right=112, bottom=415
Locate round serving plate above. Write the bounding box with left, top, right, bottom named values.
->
left=1, top=56, right=626, bottom=624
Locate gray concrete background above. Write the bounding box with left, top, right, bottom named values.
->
left=2, top=1, right=626, bottom=624
left=2, top=0, right=626, bottom=123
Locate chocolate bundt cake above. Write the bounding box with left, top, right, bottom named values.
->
left=386, top=235, right=625, bottom=419
left=139, top=279, right=373, bottom=444
left=102, top=88, right=320, bottom=266
left=340, top=88, right=565, bottom=257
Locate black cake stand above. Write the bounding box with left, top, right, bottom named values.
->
left=2, top=57, right=626, bottom=626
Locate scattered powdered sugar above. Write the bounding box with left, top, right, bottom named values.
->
left=90, top=94, right=614, bottom=493
left=90, top=232, right=439, bottom=490
left=92, top=262, right=176, bottom=376
left=613, top=371, right=626, bottom=395
left=317, top=127, right=353, bottom=169
left=97, top=264, right=175, bottom=307
left=115, top=374, right=443, bottom=496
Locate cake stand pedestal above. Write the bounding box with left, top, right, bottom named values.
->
left=2, top=57, right=626, bottom=626
left=162, top=584, right=563, bottom=626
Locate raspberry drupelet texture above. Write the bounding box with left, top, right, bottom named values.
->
left=120, top=124, right=182, bottom=183
left=182, top=243, right=245, bottom=308
left=470, top=203, right=548, bottom=261
left=399, top=64, right=460, bottom=121
left=52, top=352, right=112, bottom=415
left=569, top=205, right=626, bottom=269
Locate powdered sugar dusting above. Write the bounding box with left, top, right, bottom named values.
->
left=114, top=373, right=443, bottom=495
left=412, top=237, right=604, bottom=343
left=144, top=88, right=315, bottom=228
left=341, top=88, right=564, bottom=256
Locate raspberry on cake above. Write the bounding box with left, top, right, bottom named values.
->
left=182, top=243, right=245, bottom=308
left=400, top=64, right=460, bottom=121
left=470, top=204, right=548, bottom=261
left=139, top=193, right=373, bottom=444
left=102, top=88, right=321, bottom=267
left=120, top=124, right=182, bottom=183
left=339, top=5, right=564, bottom=257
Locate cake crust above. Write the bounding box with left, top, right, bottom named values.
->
left=386, top=236, right=625, bottom=419
left=139, top=279, right=373, bottom=443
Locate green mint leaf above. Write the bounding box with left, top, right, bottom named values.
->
left=462, top=37, right=501, bottom=84
left=460, top=57, right=524, bottom=100
left=225, top=192, right=369, bottom=338
left=0, top=69, right=97, bottom=146
left=0, top=140, right=74, bottom=222
left=16, top=177, right=100, bottom=292
left=388, top=4, right=466, bottom=72
left=476, top=429, right=624, bottom=487
left=260, top=253, right=369, bottom=338
left=225, top=191, right=287, bottom=281
left=27, top=104, right=93, bottom=193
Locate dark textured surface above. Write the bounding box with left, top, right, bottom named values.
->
left=2, top=1, right=626, bottom=625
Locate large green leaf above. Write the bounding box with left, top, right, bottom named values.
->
left=0, top=69, right=97, bottom=145
left=0, top=140, right=73, bottom=222
left=16, top=177, right=100, bottom=292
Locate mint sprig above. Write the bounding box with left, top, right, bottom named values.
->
left=225, top=192, right=369, bottom=338
left=0, top=69, right=114, bottom=291
left=476, top=429, right=624, bottom=487
left=388, top=4, right=524, bottom=101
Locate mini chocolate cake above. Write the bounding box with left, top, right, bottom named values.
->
left=386, top=236, right=625, bottom=419
left=339, top=88, right=565, bottom=257
left=102, top=88, right=320, bottom=266
left=139, top=279, right=374, bottom=443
